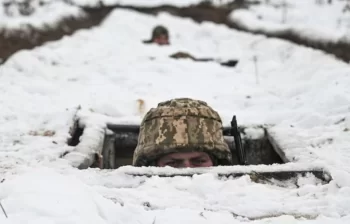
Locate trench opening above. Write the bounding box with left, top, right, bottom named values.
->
left=64, top=121, right=332, bottom=185
left=100, top=124, right=285, bottom=169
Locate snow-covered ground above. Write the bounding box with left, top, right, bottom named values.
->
left=71, top=0, right=236, bottom=7
left=230, top=0, right=350, bottom=43
left=0, top=0, right=233, bottom=30
left=0, top=0, right=85, bottom=30
left=0, top=7, right=350, bottom=223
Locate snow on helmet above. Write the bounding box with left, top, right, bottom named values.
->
left=132, top=98, right=233, bottom=166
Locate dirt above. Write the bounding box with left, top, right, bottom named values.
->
left=0, top=7, right=113, bottom=65
left=0, top=1, right=249, bottom=64
left=1, top=1, right=350, bottom=65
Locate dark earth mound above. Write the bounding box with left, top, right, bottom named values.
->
left=1, top=0, right=350, bottom=65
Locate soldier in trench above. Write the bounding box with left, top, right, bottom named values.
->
left=143, top=25, right=170, bottom=45
left=143, top=25, right=239, bottom=67
left=132, top=98, right=233, bottom=168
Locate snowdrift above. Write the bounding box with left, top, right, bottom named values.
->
left=0, top=4, right=350, bottom=224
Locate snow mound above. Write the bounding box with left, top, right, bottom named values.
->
left=0, top=166, right=350, bottom=223
left=0, top=7, right=350, bottom=223
left=0, top=167, right=126, bottom=223
left=0, top=0, right=85, bottom=30
left=0, top=8, right=349, bottom=171
left=71, top=0, right=235, bottom=7
left=229, top=0, right=350, bottom=44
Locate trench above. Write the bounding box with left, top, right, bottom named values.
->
left=66, top=121, right=285, bottom=169
left=101, top=124, right=284, bottom=169
left=64, top=120, right=334, bottom=185
left=0, top=6, right=114, bottom=64
left=111, top=2, right=350, bottom=63
left=3, top=1, right=350, bottom=65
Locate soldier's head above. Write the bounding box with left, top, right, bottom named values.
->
left=132, top=98, right=233, bottom=168
left=143, top=25, right=169, bottom=45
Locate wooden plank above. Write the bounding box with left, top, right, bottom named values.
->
left=63, top=124, right=106, bottom=169
left=126, top=170, right=332, bottom=186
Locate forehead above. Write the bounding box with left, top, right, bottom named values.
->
left=161, top=152, right=209, bottom=160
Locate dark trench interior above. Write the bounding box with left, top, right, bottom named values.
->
left=100, top=124, right=284, bottom=169
left=66, top=122, right=336, bottom=185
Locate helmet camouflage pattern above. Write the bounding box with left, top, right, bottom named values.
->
left=132, top=98, right=233, bottom=166
left=151, top=25, right=169, bottom=40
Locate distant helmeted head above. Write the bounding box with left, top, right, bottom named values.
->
left=143, top=25, right=170, bottom=45
left=132, top=98, right=233, bottom=167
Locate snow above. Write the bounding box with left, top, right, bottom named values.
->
left=72, top=0, right=202, bottom=7
left=0, top=0, right=235, bottom=30
left=229, top=0, right=350, bottom=44
left=243, top=126, right=265, bottom=139
left=0, top=6, right=350, bottom=224
left=64, top=122, right=105, bottom=169
left=0, top=0, right=85, bottom=30
left=247, top=0, right=350, bottom=34
left=71, top=0, right=236, bottom=7
left=0, top=166, right=350, bottom=223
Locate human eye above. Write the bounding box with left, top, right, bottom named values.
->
left=165, top=160, right=181, bottom=167
left=192, top=157, right=208, bottom=165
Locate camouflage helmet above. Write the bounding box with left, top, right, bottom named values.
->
left=151, top=25, right=169, bottom=40
left=132, top=98, right=233, bottom=167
